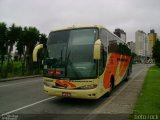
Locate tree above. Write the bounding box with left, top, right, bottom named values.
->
left=7, top=24, right=22, bottom=58
left=37, top=33, right=47, bottom=72
left=22, top=27, right=40, bottom=73
left=16, top=38, right=24, bottom=60
left=0, top=22, right=46, bottom=77
left=152, top=39, right=160, bottom=67
left=3, top=24, right=23, bottom=77
left=0, top=22, right=8, bottom=77
left=39, top=33, right=47, bottom=46
left=0, top=22, right=7, bottom=67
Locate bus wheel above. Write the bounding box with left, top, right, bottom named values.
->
left=106, top=77, right=114, bottom=96
left=110, top=77, right=114, bottom=92
left=124, top=69, right=130, bottom=81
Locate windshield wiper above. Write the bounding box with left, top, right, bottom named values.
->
left=65, top=51, right=70, bottom=76
left=64, top=51, right=81, bottom=80
left=60, top=49, right=63, bottom=65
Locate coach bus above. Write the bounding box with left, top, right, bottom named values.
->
left=33, top=25, right=132, bottom=99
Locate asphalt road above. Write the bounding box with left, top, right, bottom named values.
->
left=0, top=64, right=151, bottom=120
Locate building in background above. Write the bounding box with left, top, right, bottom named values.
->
left=114, top=28, right=126, bottom=42
left=148, top=29, right=157, bottom=48
left=135, top=30, right=152, bottom=62
left=145, top=36, right=152, bottom=57
left=127, top=41, right=135, bottom=53
left=135, top=30, right=146, bottom=57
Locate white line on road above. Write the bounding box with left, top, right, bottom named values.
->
left=1, top=97, right=56, bottom=116
left=0, top=79, right=41, bottom=88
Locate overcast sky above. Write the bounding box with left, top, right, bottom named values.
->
left=0, top=0, right=160, bottom=42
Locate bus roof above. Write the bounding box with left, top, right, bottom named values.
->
left=50, top=25, right=104, bottom=32
left=50, top=25, right=128, bottom=45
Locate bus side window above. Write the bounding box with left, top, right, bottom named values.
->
left=116, top=42, right=131, bottom=55
left=108, top=33, right=118, bottom=53
left=99, top=29, right=107, bottom=75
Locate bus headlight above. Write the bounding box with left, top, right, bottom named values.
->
left=78, top=84, right=97, bottom=89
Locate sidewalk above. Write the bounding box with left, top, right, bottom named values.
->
left=85, top=66, right=149, bottom=120
left=99, top=68, right=148, bottom=114
left=0, top=75, right=42, bottom=82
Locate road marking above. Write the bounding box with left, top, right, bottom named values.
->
left=0, top=79, right=41, bottom=88
left=84, top=67, right=147, bottom=120
left=1, top=96, right=56, bottom=116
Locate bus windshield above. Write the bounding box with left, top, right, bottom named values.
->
left=45, top=28, right=98, bottom=79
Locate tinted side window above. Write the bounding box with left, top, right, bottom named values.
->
left=116, top=43, right=131, bottom=55
left=99, top=29, right=107, bottom=74
left=100, top=29, right=107, bottom=52
left=108, top=32, right=118, bottom=53
left=107, top=31, right=131, bottom=55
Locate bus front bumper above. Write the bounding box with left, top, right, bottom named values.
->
left=44, top=86, right=100, bottom=99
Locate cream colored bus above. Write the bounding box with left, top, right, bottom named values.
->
left=33, top=25, right=132, bottom=99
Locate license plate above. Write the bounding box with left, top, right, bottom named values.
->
left=62, top=92, right=71, bottom=97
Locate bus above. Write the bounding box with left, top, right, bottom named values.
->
left=33, top=25, right=132, bottom=99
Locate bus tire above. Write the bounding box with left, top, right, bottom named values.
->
left=106, top=76, right=114, bottom=97
left=124, top=68, right=130, bottom=81
left=110, top=76, right=115, bottom=92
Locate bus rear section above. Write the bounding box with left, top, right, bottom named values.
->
left=33, top=25, right=132, bottom=99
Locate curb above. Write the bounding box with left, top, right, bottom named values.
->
left=0, top=75, right=42, bottom=82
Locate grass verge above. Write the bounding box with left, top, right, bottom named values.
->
left=0, top=61, right=42, bottom=79
left=133, top=65, right=160, bottom=114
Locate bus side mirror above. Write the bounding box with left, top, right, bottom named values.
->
left=93, top=39, right=101, bottom=60
left=33, top=44, right=43, bottom=62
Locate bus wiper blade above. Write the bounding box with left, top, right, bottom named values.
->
left=60, top=49, right=63, bottom=65
left=65, top=51, right=71, bottom=76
